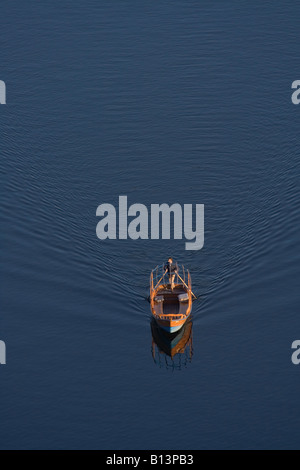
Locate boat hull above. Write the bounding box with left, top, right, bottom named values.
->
left=155, top=315, right=190, bottom=334
left=151, top=319, right=193, bottom=360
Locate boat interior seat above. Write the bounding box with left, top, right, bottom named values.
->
left=178, top=293, right=189, bottom=302
left=154, top=295, right=164, bottom=303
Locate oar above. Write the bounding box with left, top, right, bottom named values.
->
left=177, top=274, right=197, bottom=300
left=154, top=273, right=166, bottom=289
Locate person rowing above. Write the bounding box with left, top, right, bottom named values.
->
left=164, top=258, right=178, bottom=291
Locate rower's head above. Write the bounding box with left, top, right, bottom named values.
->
left=168, top=257, right=173, bottom=264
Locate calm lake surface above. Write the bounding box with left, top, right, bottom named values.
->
left=0, top=1, right=299, bottom=450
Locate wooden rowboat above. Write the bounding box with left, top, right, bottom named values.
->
left=150, top=263, right=193, bottom=334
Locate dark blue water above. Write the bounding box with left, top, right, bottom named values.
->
left=1, top=1, right=299, bottom=450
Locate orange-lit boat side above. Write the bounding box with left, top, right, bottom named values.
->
left=150, top=264, right=193, bottom=334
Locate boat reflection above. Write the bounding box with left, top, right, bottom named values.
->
left=151, top=318, right=193, bottom=370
